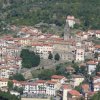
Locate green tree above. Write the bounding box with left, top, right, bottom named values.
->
left=13, top=86, right=18, bottom=91
left=7, top=81, right=13, bottom=91
left=0, top=90, right=20, bottom=100
left=48, top=52, right=53, bottom=60
left=13, top=86, right=23, bottom=95
left=38, top=69, right=55, bottom=80
left=20, top=49, right=40, bottom=68
left=17, top=87, right=24, bottom=95
left=72, top=63, right=79, bottom=74
left=96, top=63, right=100, bottom=73
left=90, top=91, right=100, bottom=100
left=94, top=52, right=99, bottom=58
left=74, top=85, right=81, bottom=93
left=9, top=73, right=25, bottom=81
left=54, top=53, right=60, bottom=61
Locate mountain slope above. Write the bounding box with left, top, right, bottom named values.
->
left=0, top=0, right=100, bottom=33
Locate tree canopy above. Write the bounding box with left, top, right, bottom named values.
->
left=48, top=52, right=53, bottom=60
left=0, top=0, right=100, bottom=34
left=38, top=69, right=55, bottom=80
left=7, top=80, right=13, bottom=91
left=9, top=73, right=25, bottom=81
left=90, top=91, right=100, bottom=100
left=0, top=91, right=20, bottom=100
left=54, top=53, right=60, bottom=61
left=20, top=49, right=40, bottom=68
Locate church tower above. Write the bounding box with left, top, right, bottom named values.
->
left=64, top=20, right=71, bottom=40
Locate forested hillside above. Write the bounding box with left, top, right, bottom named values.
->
left=0, top=0, right=100, bottom=33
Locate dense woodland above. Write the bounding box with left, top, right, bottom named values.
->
left=0, top=0, right=100, bottom=33
left=0, top=91, right=20, bottom=100
left=20, top=49, right=40, bottom=68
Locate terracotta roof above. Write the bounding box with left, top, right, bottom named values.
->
left=0, top=78, right=8, bottom=82
left=95, top=45, right=100, bottom=49
left=46, top=80, right=57, bottom=84
left=81, top=84, right=89, bottom=91
left=31, top=43, right=52, bottom=47
left=51, top=75, right=65, bottom=79
left=62, top=84, right=72, bottom=89
left=86, top=61, right=97, bottom=65
left=21, top=82, right=37, bottom=86
left=12, top=80, right=19, bottom=83
left=35, top=80, right=46, bottom=84
left=68, top=90, right=81, bottom=96
left=96, top=30, right=100, bottom=34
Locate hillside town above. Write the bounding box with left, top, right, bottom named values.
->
left=0, top=16, right=100, bottom=100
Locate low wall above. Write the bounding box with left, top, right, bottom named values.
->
left=21, top=98, right=50, bottom=100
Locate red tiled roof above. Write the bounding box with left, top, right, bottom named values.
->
left=51, top=75, right=65, bottom=79
left=46, top=80, right=57, bottom=84
left=96, top=30, right=100, bottom=34
left=86, top=61, right=97, bottom=65
left=62, top=84, right=72, bottom=89
left=21, top=82, right=37, bottom=86
left=95, top=45, right=100, bottom=49
left=81, top=84, right=89, bottom=90
left=36, top=80, right=46, bottom=84
left=68, top=90, right=81, bottom=96
left=0, top=78, right=8, bottom=82
left=31, top=43, right=52, bottom=47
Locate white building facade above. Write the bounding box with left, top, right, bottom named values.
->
left=75, top=48, right=84, bottom=62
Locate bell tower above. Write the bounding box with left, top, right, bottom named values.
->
left=64, top=20, right=71, bottom=40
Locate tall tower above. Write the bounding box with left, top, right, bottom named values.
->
left=64, top=20, right=71, bottom=40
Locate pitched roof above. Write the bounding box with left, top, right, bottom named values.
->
left=86, top=61, right=97, bottom=65
left=68, top=90, right=81, bottom=96
left=51, top=75, right=65, bottom=79
left=35, top=80, right=46, bottom=84
left=0, top=78, right=8, bottom=82
left=81, top=84, right=89, bottom=91
left=62, top=84, right=72, bottom=89
left=95, top=45, right=100, bottom=49
left=46, top=80, right=57, bottom=84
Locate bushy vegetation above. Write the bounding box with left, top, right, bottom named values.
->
left=9, top=73, right=25, bottom=81
left=90, top=91, right=100, bottom=100
left=54, top=53, right=60, bottom=61
left=0, top=0, right=100, bottom=33
left=20, top=49, right=40, bottom=68
left=38, top=69, right=55, bottom=80
left=0, top=91, right=20, bottom=100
